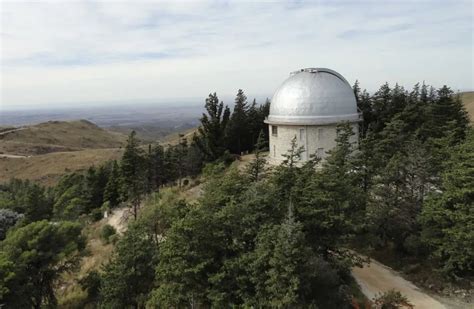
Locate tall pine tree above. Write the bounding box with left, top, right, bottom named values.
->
left=120, top=131, right=146, bottom=220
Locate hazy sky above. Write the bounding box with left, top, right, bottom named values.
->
left=1, top=0, right=473, bottom=110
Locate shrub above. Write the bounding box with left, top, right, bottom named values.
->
left=100, top=224, right=116, bottom=244
left=372, top=289, right=413, bottom=309
left=79, top=270, right=101, bottom=301
left=109, top=234, right=120, bottom=245
left=90, top=208, right=103, bottom=222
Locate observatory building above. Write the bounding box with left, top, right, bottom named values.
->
left=265, top=68, right=360, bottom=165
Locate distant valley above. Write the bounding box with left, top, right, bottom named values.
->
left=0, top=117, right=198, bottom=186
left=1, top=91, right=472, bottom=187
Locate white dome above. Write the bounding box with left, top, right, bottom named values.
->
left=266, top=68, right=359, bottom=125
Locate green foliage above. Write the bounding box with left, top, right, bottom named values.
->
left=148, top=145, right=361, bottom=307
left=368, top=138, right=433, bottom=250
left=120, top=131, right=147, bottom=219
left=0, top=220, right=84, bottom=308
left=99, top=223, right=158, bottom=308
left=226, top=89, right=250, bottom=154
left=195, top=91, right=270, bottom=160
left=79, top=270, right=101, bottom=303
left=353, top=79, right=473, bottom=275
left=372, top=289, right=413, bottom=309
left=100, top=224, right=117, bottom=244
left=251, top=217, right=349, bottom=308
left=84, top=165, right=109, bottom=213
left=0, top=179, right=52, bottom=223
left=137, top=190, right=188, bottom=242
left=294, top=124, right=365, bottom=259
left=0, top=81, right=471, bottom=308
left=421, top=129, right=474, bottom=275
left=104, top=160, right=122, bottom=208
left=194, top=92, right=231, bottom=161
left=0, top=209, right=23, bottom=240
left=245, top=130, right=268, bottom=182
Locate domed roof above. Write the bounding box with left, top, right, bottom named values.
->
left=266, top=68, right=359, bottom=125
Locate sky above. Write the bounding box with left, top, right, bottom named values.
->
left=1, top=0, right=473, bottom=111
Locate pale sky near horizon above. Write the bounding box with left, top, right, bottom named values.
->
left=1, top=0, right=473, bottom=110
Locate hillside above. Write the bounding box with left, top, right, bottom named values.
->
left=460, top=91, right=474, bottom=122
left=0, top=120, right=126, bottom=156
left=0, top=120, right=128, bottom=186
left=0, top=148, right=123, bottom=186
left=161, top=127, right=198, bottom=145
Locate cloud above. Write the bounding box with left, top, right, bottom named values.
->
left=1, top=0, right=473, bottom=109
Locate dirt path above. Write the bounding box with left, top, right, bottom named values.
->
left=352, top=259, right=446, bottom=308
left=0, top=154, right=29, bottom=158
left=0, top=127, right=26, bottom=137
left=106, top=207, right=129, bottom=234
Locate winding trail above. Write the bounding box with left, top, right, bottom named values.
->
left=352, top=259, right=446, bottom=308
left=0, top=127, right=26, bottom=137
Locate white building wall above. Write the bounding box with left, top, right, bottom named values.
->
left=267, top=123, right=359, bottom=165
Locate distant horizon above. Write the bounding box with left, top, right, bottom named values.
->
left=2, top=1, right=472, bottom=111
left=2, top=84, right=473, bottom=113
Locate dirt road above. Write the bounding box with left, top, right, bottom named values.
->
left=352, top=259, right=446, bottom=308
left=0, top=127, right=26, bottom=137
left=0, top=154, right=29, bottom=158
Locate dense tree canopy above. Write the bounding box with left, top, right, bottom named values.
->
left=0, top=82, right=471, bottom=307
left=0, top=220, right=84, bottom=308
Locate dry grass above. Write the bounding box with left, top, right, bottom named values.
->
left=0, top=148, right=123, bottom=186
left=57, top=218, right=116, bottom=308
left=0, top=119, right=126, bottom=155
left=0, top=140, right=79, bottom=156
left=161, top=127, right=198, bottom=145
left=459, top=91, right=474, bottom=123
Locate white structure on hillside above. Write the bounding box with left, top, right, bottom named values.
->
left=265, top=68, right=360, bottom=165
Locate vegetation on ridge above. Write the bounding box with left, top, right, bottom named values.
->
left=0, top=83, right=472, bottom=308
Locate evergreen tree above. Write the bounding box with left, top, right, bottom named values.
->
left=120, top=131, right=146, bottom=220
left=369, top=139, right=432, bottom=250
left=425, top=86, right=469, bottom=142
left=150, top=207, right=225, bottom=307
left=371, top=82, right=392, bottom=133
left=53, top=173, right=87, bottom=220
left=251, top=215, right=349, bottom=307
left=100, top=223, right=158, bottom=308
left=421, top=129, right=474, bottom=275
left=1, top=221, right=84, bottom=308
left=175, top=134, right=189, bottom=187
left=256, top=218, right=308, bottom=307
left=0, top=179, right=53, bottom=223
left=294, top=124, right=365, bottom=258
left=258, top=98, right=271, bottom=142
left=245, top=130, right=268, bottom=182
left=353, top=80, right=372, bottom=137
left=104, top=160, right=121, bottom=208
left=0, top=209, right=23, bottom=240
left=272, top=136, right=305, bottom=202
left=226, top=89, right=250, bottom=154
left=84, top=165, right=109, bottom=213
left=194, top=93, right=230, bottom=161
left=247, top=99, right=260, bottom=149
left=186, top=138, right=204, bottom=177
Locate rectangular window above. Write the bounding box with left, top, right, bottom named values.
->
left=272, top=125, right=278, bottom=137
left=299, top=128, right=305, bottom=141
left=317, top=148, right=324, bottom=158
